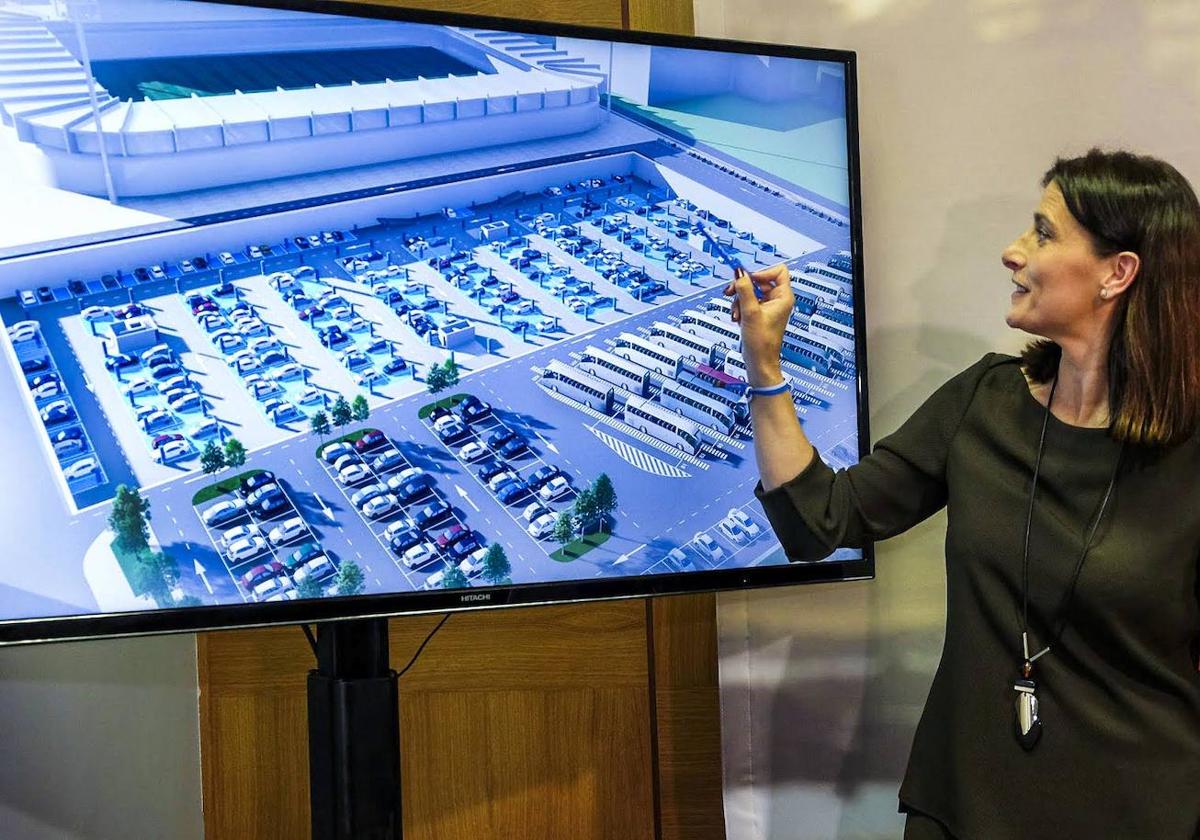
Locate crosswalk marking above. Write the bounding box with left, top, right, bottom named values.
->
left=586, top=426, right=690, bottom=478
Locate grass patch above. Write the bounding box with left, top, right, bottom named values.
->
left=550, top=530, right=612, bottom=562
left=416, top=393, right=467, bottom=420
left=191, top=469, right=264, bottom=506
left=313, top=427, right=373, bottom=458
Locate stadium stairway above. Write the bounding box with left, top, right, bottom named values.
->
left=453, top=27, right=610, bottom=91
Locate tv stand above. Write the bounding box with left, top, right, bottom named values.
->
left=307, top=618, right=402, bottom=839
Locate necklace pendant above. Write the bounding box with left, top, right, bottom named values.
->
left=1013, top=676, right=1042, bottom=751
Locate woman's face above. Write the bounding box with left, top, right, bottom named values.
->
left=1001, top=181, right=1111, bottom=339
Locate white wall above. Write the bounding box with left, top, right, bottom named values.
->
left=701, top=1, right=1200, bottom=838
left=0, top=634, right=202, bottom=839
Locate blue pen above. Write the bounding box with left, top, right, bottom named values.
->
left=697, top=223, right=761, bottom=302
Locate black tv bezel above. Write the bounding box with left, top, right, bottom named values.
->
left=0, top=0, right=871, bottom=646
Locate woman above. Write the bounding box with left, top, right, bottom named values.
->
left=728, top=148, right=1200, bottom=839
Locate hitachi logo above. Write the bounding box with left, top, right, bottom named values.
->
left=461, top=593, right=491, bottom=602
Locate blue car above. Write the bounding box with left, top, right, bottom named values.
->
left=494, top=478, right=529, bottom=505
left=498, top=437, right=528, bottom=459
left=382, top=357, right=408, bottom=376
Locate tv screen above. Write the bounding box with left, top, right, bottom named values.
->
left=0, top=0, right=869, bottom=644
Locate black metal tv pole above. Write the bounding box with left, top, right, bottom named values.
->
left=307, top=618, right=402, bottom=839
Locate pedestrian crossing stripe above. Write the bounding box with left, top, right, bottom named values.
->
left=586, top=426, right=690, bottom=478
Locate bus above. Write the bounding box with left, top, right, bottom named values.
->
left=718, top=350, right=748, bottom=380
left=610, top=333, right=684, bottom=377
left=646, top=322, right=717, bottom=365
left=791, top=274, right=842, bottom=306
left=828, top=251, right=853, bottom=273
left=817, top=302, right=854, bottom=328
left=704, top=296, right=732, bottom=315
left=804, top=261, right=853, bottom=287
left=577, top=345, right=650, bottom=397
left=538, top=359, right=615, bottom=413
left=781, top=329, right=844, bottom=376
left=809, top=314, right=856, bottom=353
left=677, top=309, right=741, bottom=349
left=695, top=361, right=746, bottom=392
left=623, top=394, right=702, bottom=455
left=667, top=381, right=739, bottom=432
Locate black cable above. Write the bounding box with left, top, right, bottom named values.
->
left=395, top=614, right=451, bottom=680
left=301, top=623, right=318, bottom=659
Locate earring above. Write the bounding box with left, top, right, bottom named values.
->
left=1100, top=289, right=1109, bottom=299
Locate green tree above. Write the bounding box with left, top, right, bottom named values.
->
left=336, top=560, right=365, bottom=596
left=310, top=410, right=331, bottom=440
left=482, top=543, right=510, bottom=585
left=553, top=510, right=575, bottom=554
left=331, top=395, right=352, bottom=428
left=572, top=486, right=599, bottom=536
left=200, top=440, right=225, bottom=475
left=590, top=473, right=617, bottom=532
left=223, top=437, right=246, bottom=469
left=442, top=358, right=460, bottom=388
left=351, top=394, right=370, bottom=423
left=109, top=485, right=151, bottom=554
left=425, top=364, right=448, bottom=394
left=128, top=549, right=178, bottom=605
left=295, top=576, right=325, bottom=600
left=441, top=562, right=469, bottom=590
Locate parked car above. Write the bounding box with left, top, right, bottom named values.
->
left=254, top=491, right=291, bottom=519
left=40, top=400, right=74, bottom=425
left=338, top=463, right=371, bottom=485
left=230, top=536, right=270, bottom=564
left=293, top=556, right=337, bottom=586
left=414, top=497, right=451, bottom=529
left=239, top=560, right=283, bottom=590
left=497, top=436, right=528, bottom=459
left=725, top=509, right=763, bottom=541
left=320, top=441, right=354, bottom=464
left=537, top=476, right=571, bottom=502
left=31, top=380, right=63, bottom=400
left=355, top=429, right=387, bottom=452
left=526, top=512, right=558, bottom=540
left=202, top=498, right=246, bottom=527
left=457, top=395, right=491, bottom=423
left=350, top=483, right=387, bottom=509
left=282, top=542, right=324, bottom=572
left=361, top=493, right=398, bottom=520
left=401, top=542, right=438, bottom=569
left=151, top=432, right=184, bottom=450
left=690, top=533, right=725, bottom=564
left=159, top=439, right=191, bottom=462
left=104, top=353, right=138, bottom=371
left=62, top=458, right=99, bottom=482
left=495, top=479, right=529, bottom=505
left=526, top=465, right=561, bottom=489
left=388, top=527, right=424, bottom=555
left=221, top=523, right=260, bottom=546
left=268, top=516, right=307, bottom=546
left=457, top=441, right=488, bottom=462
left=370, top=449, right=406, bottom=473
left=246, top=483, right=280, bottom=507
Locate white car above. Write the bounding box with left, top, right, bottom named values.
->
left=332, top=453, right=360, bottom=473
left=487, top=470, right=519, bottom=492
left=202, top=498, right=246, bottom=526
left=81, top=305, right=110, bottom=321
left=158, top=439, right=191, bottom=463
left=537, top=476, right=571, bottom=502
left=221, top=523, right=260, bottom=546
left=690, top=532, right=725, bottom=563
left=383, top=517, right=417, bottom=542
left=269, top=272, right=295, bottom=290
left=458, top=547, right=488, bottom=578
left=347, top=317, right=369, bottom=333
left=234, top=320, right=268, bottom=338
left=53, top=437, right=86, bottom=458
left=227, top=535, right=268, bottom=563
left=457, top=441, right=488, bottom=462
left=329, top=305, right=352, bottom=321
left=8, top=322, right=38, bottom=343
left=522, top=501, right=550, bottom=523
left=361, top=493, right=398, bottom=519
left=122, top=379, right=156, bottom=398
left=31, top=380, right=63, bottom=400
left=726, top=508, right=763, bottom=541
left=62, top=457, right=98, bottom=482
left=393, top=466, right=426, bottom=485
left=268, top=516, right=307, bottom=546
left=252, top=574, right=292, bottom=601
left=422, top=569, right=454, bottom=590
left=270, top=363, right=304, bottom=382
left=297, top=387, right=323, bottom=406
left=338, top=463, right=371, bottom=485
left=355, top=370, right=385, bottom=389
left=717, top=519, right=744, bottom=544
left=526, top=511, right=558, bottom=540
left=218, top=251, right=236, bottom=265
left=293, top=556, right=337, bottom=585
left=402, top=541, right=437, bottom=569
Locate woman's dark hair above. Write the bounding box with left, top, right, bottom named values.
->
left=1022, top=148, right=1200, bottom=448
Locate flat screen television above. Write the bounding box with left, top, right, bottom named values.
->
left=0, top=0, right=869, bottom=645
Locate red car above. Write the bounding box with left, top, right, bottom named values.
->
left=192, top=299, right=218, bottom=315
left=299, top=305, right=325, bottom=321
left=114, top=303, right=144, bottom=319
left=240, top=561, right=284, bottom=590
left=435, top=524, right=469, bottom=551
left=354, top=429, right=387, bottom=453
left=152, top=433, right=184, bottom=450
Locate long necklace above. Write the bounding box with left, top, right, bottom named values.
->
left=1014, top=375, right=1124, bottom=751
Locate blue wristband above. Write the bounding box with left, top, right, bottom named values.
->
left=747, top=373, right=791, bottom=399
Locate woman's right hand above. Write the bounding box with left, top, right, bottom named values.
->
left=723, top=262, right=794, bottom=386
